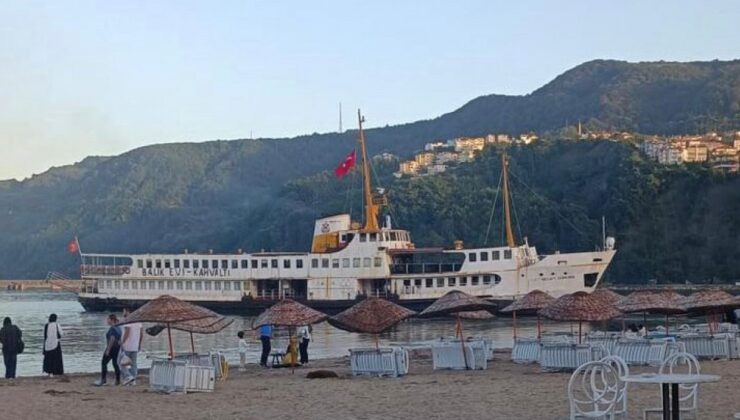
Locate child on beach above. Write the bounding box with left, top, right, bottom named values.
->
left=237, top=331, right=247, bottom=371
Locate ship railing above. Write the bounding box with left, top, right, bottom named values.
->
left=80, top=264, right=131, bottom=277
left=254, top=290, right=306, bottom=300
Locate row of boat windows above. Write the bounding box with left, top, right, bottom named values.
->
left=103, top=279, right=242, bottom=292
left=345, top=231, right=410, bottom=243
left=136, top=256, right=384, bottom=271
left=468, top=249, right=512, bottom=262
left=403, top=275, right=502, bottom=288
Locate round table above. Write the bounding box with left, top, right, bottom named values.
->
left=620, top=373, right=721, bottom=420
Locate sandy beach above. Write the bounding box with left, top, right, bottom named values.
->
left=1, top=349, right=738, bottom=420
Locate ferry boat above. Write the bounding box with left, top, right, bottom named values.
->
left=77, top=111, right=616, bottom=314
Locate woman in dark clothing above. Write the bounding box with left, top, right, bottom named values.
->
left=0, top=317, right=22, bottom=379
left=94, top=314, right=122, bottom=386
left=43, top=313, right=64, bottom=376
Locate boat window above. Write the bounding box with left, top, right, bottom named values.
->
left=224, top=281, right=231, bottom=291
left=184, top=260, right=190, bottom=269
left=176, top=281, right=183, bottom=290
left=460, top=277, right=468, bottom=286
left=221, top=260, right=228, bottom=269
left=193, top=260, right=199, bottom=269
left=231, top=260, right=238, bottom=269
left=480, top=252, right=488, bottom=262
left=202, top=259, right=208, bottom=269
left=137, top=259, right=143, bottom=269
left=211, top=260, right=218, bottom=269
left=105, top=279, right=112, bottom=289
left=342, top=258, right=350, bottom=268
left=352, top=258, right=360, bottom=268
left=241, top=260, right=248, bottom=269
left=167, top=281, right=174, bottom=290
left=146, top=260, right=153, bottom=269
left=483, top=275, right=491, bottom=285
left=271, top=259, right=278, bottom=268
left=122, top=280, right=129, bottom=289
left=164, top=259, right=171, bottom=269
left=469, top=253, right=477, bottom=262
left=214, top=281, right=222, bottom=291
left=392, top=232, right=399, bottom=241
left=148, top=280, right=155, bottom=290
left=448, top=277, right=456, bottom=286
left=492, top=251, right=500, bottom=260
left=204, top=281, right=212, bottom=291
left=322, top=258, right=329, bottom=268
left=174, top=259, right=180, bottom=269
left=185, top=281, right=192, bottom=290
left=332, top=259, right=339, bottom=268
left=374, top=257, right=382, bottom=267
left=157, top=281, right=164, bottom=290
left=284, top=259, right=291, bottom=269
left=311, top=259, right=319, bottom=268
left=296, top=259, right=303, bottom=269
left=414, top=278, right=422, bottom=287
left=132, top=281, right=139, bottom=290
left=261, top=259, right=268, bottom=268
left=195, top=281, right=202, bottom=291
left=471, top=276, right=479, bottom=286
left=360, top=233, right=367, bottom=242
left=340, top=234, right=348, bottom=242
left=156, top=259, right=162, bottom=269
left=504, top=250, right=512, bottom=259
left=369, top=233, right=377, bottom=242
left=363, top=258, right=371, bottom=267
left=251, top=260, right=258, bottom=269
left=234, top=282, right=241, bottom=291
left=436, top=278, right=444, bottom=287
left=115, top=281, right=121, bottom=289
left=403, top=279, right=411, bottom=286
left=493, top=274, right=502, bottom=285
left=425, top=278, right=433, bottom=288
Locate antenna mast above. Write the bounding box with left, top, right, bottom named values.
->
left=357, top=109, right=380, bottom=231
left=339, top=102, right=343, bottom=133
left=502, top=153, right=516, bottom=248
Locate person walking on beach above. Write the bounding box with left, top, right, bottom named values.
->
left=297, top=324, right=311, bottom=365
left=259, top=324, right=272, bottom=367
left=237, top=331, right=248, bottom=371
left=42, top=314, right=64, bottom=376
left=119, top=308, right=143, bottom=386
left=0, top=317, right=23, bottom=379
left=94, top=314, right=122, bottom=386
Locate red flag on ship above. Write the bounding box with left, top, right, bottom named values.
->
left=67, top=238, right=79, bottom=254
left=334, top=149, right=356, bottom=178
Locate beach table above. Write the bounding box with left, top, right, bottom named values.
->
left=620, top=373, right=720, bottom=420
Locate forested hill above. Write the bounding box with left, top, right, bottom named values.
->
left=1, top=58, right=740, bottom=279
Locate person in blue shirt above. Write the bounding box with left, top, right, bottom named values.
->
left=94, top=314, right=122, bottom=386
left=259, top=324, right=272, bottom=367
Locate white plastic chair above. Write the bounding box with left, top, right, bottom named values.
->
left=568, top=361, right=620, bottom=419
left=599, top=355, right=629, bottom=418
left=643, top=352, right=701, bottom=420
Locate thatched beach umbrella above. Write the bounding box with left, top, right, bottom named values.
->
left=147, top=315, right=234, bottom=353
left=500, top=289, right=554, bottom=339
left=539, top=291, right=623, bottom=343
left=617, top=290, right=685, bottom=333
left=681, top=289, right=740, bottom=334
left=419, top=291, right=496, bottom=369
left=252, top=299, right=328, bottom=372
left=591, top=289, right=624, bottom=307
left=328, top=297, right=416, bottom=348
left=118, top=295, right=216, bottom=358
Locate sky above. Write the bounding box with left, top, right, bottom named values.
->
left=1, top=1, right=739, bottom=180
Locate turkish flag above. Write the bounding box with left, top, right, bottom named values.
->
left=334, top=149, right=356, bottom=178
left=67, top=239, right=79, bottom=254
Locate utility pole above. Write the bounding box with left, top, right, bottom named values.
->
left=339, top=102, right=343, bottom=133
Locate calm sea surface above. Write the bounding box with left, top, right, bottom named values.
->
left=0, top=291, right=584, bottom=377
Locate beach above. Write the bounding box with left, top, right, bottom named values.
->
left=2, top=349, right=738, bottom=420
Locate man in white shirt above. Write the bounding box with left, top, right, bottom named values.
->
left=120, top=308, right=143, bottom=386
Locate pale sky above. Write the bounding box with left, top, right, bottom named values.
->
left=1, top=0, right=739, bottom=180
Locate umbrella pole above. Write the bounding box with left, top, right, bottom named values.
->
left=512, top=311, right=517, bottom=340
left=457, top=316, right=469, bottom=370
left=621, top=316, right=625, bottom=337
left=578, top=321, right=582, bottom=344
left=190, top=332, right=195, bottom=353
left=374, top=334, right=379, bottom=350
left=290, top=327, right=295, bottom=374
left=665, top=314, right=669, bottom=335
left=536, top=315, right=541, bottom=340
left=167, top=323, right=175, bottom=359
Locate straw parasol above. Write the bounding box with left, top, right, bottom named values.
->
left=419, top=291, right=496, bottom=369
left=681, top=289, right=740, bottom=334
left=328, top=297, right=416, bottom=348
left=591, top=289, right=624, bottom=307
left=539, top=291, right=623, bottom=343
left=252, top=299, right=328, bottom=372
left=117, top=295, right=217, bottom=358
left=147, top=315, right=234, bottom=352
left=617, top=290, right=685, bottom=333
left=500, top=289, right=554, bottom=339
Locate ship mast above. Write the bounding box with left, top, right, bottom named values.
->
left=502, top=153, right=516, bottom=248
left=357, top=109, right=381, bottom=231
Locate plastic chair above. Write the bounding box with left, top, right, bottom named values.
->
left=599, top=355, right=629, bottom=418
left=643, top=352, right=701, bottom=420
left=568, top=361, right=620, bottom=419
